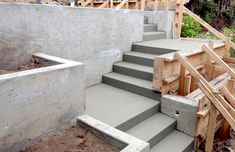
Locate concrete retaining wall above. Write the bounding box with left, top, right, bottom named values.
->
left=0, top=3, right=144, bottom=87
left=144, top=11, right=175, bottom=38
left=0, top=53, right=85, bottom=152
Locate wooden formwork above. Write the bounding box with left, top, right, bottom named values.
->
left=153, top=43, right=226, bottom=95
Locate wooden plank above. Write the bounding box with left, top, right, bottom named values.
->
left=174, top=0, right=183, bottom=39
left=205, top=104, right=217, bottom=152
left=178, top=65, right=186, bottom=95
left=220, top=87, right=235, bottom=109
left=116, top=0, right=129, bottom=9
left=153, top=43, right=226, bottom=94
left=141, top=0, right=145, bottom=10
left=98, top=0, right=109, bottom=8
left=184, top=75, right=191, bottom=95
left=175, top=52, right=235, bottom=130
left=202, top=44, right=235, bottom=79
left=205, top=41, right=214, bottom=81
left=183, top=7, right=227, bottom=41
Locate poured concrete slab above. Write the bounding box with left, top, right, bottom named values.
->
left=86, top=83, right=159, bottom=130
left=133, top=39, right=223, bottom=52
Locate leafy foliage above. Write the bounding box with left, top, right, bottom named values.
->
left=181, top=16, right=202, bottom=37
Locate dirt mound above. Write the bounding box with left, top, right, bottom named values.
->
left=20, top=124, right=120, bottom=152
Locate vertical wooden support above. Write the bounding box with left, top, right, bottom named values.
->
left=184, top=75, right=191, bottom=95
left=205, top=41, right=214, bottom=81
left=178, top=64, right=186, bottom=96
left=205, top=105, right=217, bottom=152
left=110, top=0, right=113, bottom=8
left=174, top=0, right=183, bottom=39
left=154, top=0, right=158, bottom=11
left=135, top=0, right=138, bottom=9
left=225, top=38, right=231, bottom=58
left=125, top=0, right=129, bottom=9
left=141, top=0, right=145, bottom=10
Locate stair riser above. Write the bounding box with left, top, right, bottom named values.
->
left=149, top=122, right=176, bottom=148
left=144, top=26, right=157, bottom=32
left=113, top=65, right=153, bottom=81
left=144, top=17, right=148, bottom=24
left=116, top=105, right=160, bottom=132
left=123, top=54, right=154, bottom=67
left=102, top=76, right=161, bottom=100
left=132, top=45, right=176, bottom=55
left=183, top=141, right=194, bottom=152
left=143, top=33, right=166, bottom=41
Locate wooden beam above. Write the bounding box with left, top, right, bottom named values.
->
left=202, top=44, right=235, bottom=79
left=183, top=7, right=227, bottom=41
left=98, top=0, right=109, bottom=8
left=184, top=75, right=191, bottom=95
left=116, top=0, right=129, bottom=9
left=205, top=104, right=217, bottom=152
left=220, top=87, right=235, bottom=109
left=141, top=0, right=145, bottom=10
left=175, top=52, right=235, bottom=130
left=178, top=65, right=186, bottom=95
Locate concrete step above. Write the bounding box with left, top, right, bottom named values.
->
left=127, top=113, right=176, bottom=148
left=150, top=130, right=194, bottom=152
left=123, top=51, right=156, bottom=67
left=102, top=72, right=161, bottom=100
left=86, top=83, right=160, bottom=131
left=143, top=31, right=166, bottom=41
left=113, top=62, right=153, bottom=81
left=144, top=24, right=157, bottom=32
left=144, top=17, right=148, bottom=24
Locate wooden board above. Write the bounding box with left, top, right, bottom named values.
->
left=153, top=43, right=226, bottom=94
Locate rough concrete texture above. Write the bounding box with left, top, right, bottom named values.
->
left=144, top=11, right=175, bottom=38
left=161, top=94, right=198, bottom=137
left=78, top=115, right=150, bottom=152
left=0, top=3, right=144, bottom=87
left=0, top=53, right=85, bottom=152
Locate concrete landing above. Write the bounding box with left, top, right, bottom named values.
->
left=86, top=83, right=159, bottom=130
left=133, top=39, right=223, bottom=52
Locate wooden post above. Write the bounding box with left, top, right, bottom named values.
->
left=125, top=0, right=129, bottom=9
left=205, top=41, right=214, bottom=81
left=141, top=0, right=145, bottom=10
left=225, top=38, right=231, bottom=58
left=205, top=104, right=217, bottom=152
left=184, top=75, right=191, bottom=95
left=174, top=0, right=183, bottom=39
left=178, top=65, right=186, bottom=95
left=154, top=0, right=158, bottom=11
left=110, top=0, right=113, bottom=8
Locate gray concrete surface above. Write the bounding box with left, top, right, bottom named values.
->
left=144, top=11, right=175, bottom=38
left=78, top=115, right=150, bottom=152
left=86, top=83, right=159, bottom=131
left=0, top=3, right=144, bottom=87
left=0, top=53, right=85, bottom=152
left=161, top=94, right=198, bottom=137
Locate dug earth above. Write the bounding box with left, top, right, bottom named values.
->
left=20, top=124, right=120, bottom=152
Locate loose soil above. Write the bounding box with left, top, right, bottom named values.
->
left=0, top=58, right=42, bottom=75
left=20, top=124, right=120, bottom=152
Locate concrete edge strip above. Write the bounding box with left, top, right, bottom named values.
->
left=77, top=115, right=150, bottom=152
left=0, top=52, right=84, bottom=80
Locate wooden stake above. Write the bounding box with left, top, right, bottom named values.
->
left=178, top=64, right=186, bottom=95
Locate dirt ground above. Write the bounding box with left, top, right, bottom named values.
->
left=20, top=124, right=120, bottom=152
left=0, top=58, right=42, bottom=75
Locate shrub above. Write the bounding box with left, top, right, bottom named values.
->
left=181, top=16, right=202, bottom=37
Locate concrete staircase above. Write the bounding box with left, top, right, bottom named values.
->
left=86, top=18, right=194, bottom=152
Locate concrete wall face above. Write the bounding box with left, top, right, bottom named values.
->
left=0, top=56, right=85, bottom=152
left=144, top=11, right=175, bottom=38
left=161, top=95, right=198, bottom=137
left=0, top=4, right=144, bottom=87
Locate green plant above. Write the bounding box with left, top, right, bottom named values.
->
left=181, top=16, right=202, bottom=37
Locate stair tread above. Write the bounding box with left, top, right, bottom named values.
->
left=144, top=31, right=166, bottom=36
left=124, top=51, right=156, bottom=60
left=114, top=62, right=153, bottom=74
left=86, top=83, right=159, bottom=128
left=127, top=113, right=176, bottom=142
left=144, top=24, right=157, bottom=26
left=150, top=130, right=194, bottom=152
left=103, top=72, right=153, bottom=89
